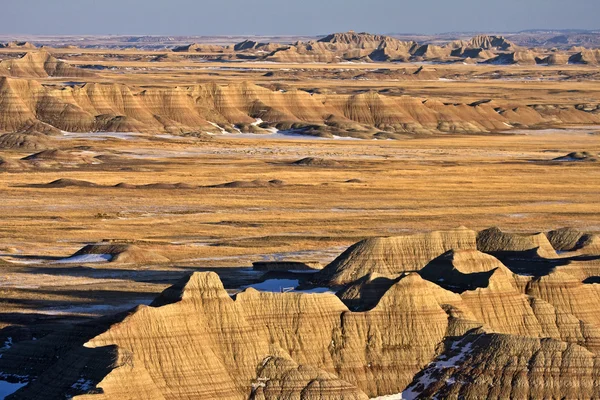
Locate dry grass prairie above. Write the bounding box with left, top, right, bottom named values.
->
left=1, top=130, right=599, bottom=323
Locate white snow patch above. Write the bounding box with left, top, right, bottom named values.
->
left=38, top=299, right=152, bottom=316
left=331, top=135, right=363, bottom=141
left=59, top=131, right=146, bottom=141
left=206, top=121, right=228, bottom=134
left=244, top=279, right=299, bottom=292
left=370, top=394, right=404, bottom=400
left=0, top=374, right=29, bottom=399
left=0, top=380, right=27, bottom=399
left=399, top=337, right=477, bottom=399
left=242, top=279, right=333, bottom=294
left=55, top=254, right=112, bottom=264
left=0, top=338, right=12, bottom=351
left=288, top=270, right=321, bottom=274
left=401, top=372, right=439, bottom=400
left=71, top=377, right=94, bottom=392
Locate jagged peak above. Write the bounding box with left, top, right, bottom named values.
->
left=468, top=35, right=516, bottom=50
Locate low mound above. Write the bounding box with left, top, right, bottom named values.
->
left=477, top=227, right=557, bottom=258
left=21, top=149, right=96, bottom=165
left=111, top=182, right=196, bottom=190
left=0, top=156, right=30, bottom=172
left=412, top=65, right=440, bottom=79
left=292, top=157, right=341, bottom=167
left=210, top=179, right=285, bottom=188
left=0, top=132, right=54, bottom=150
left=172, top=43, right=226, bottom=52
left=150, top=53, right=183, bottom=62
left=553, top=151, right=598, bottom=162
left=315, top=227, right=478, bottom=285
left=140, top=182, right=196, bottom=190
left=70, top=243, right=169, bottom=264
left=113, top=182, right=137, bottom=189
left=252, top=261, right=323, bottom=272
left=42, top=178, right=98, bottom=188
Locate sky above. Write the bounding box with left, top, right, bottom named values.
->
left=2, top=0, right=598, bottom=36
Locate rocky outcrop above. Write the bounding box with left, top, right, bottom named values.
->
left=468, top=35, right=516, bottom=50
left=486, top=50, right=539, bottom=65
left=316, top=228, right=477, bottom=285
left=403, top=333, right=600, bottom=399
left=476, top=227, right=558, bottom=258
left=3, top=226, right=600, bottom=399
left=67, top=272, right=461, bottom=399
left=0, top=76, right=598, bottom=137
left=569, top=49, right=600, bottom=65
left=0, top=50, right=95, bottom=78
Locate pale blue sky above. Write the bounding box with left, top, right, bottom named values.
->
left=2, top=0, right=598, bottom=35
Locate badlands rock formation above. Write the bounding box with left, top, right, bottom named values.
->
left=468, top=35, right=516, bottom=50
left=0, top=41, right=36, bottom=49
left=0, top=50, right=95, bottom=78
left=315, top=227, right=478, bottom=285
left=3, top=227, right=600, bottom=399
left=569, top=49, right=600, bottom=64
left=1, top=76, right=597, bottom=137
left=402, top=333, right=600, bottom=399
left=0, top=43, right=599, bottom=138
left=203, top=31, right=600, bottom=65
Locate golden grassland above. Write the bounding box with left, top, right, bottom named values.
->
left=0, top=131, right=599, bottom=323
